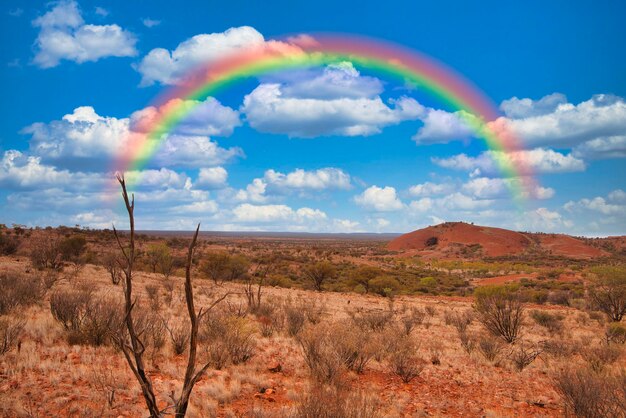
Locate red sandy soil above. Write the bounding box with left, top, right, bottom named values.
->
left=388, top=222, right=611, bottom=259
left=535, top=234, right=606, bottom=259
left=388, top=222, right=532, bottom=257
left=475, top=272, right=582, bottom=287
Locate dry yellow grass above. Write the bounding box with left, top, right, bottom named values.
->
left=0, top=250, right=625, bottom=417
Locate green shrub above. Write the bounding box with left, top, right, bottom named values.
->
left=474, top=285, right=524, bottom=343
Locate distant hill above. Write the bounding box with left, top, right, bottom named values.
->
left=388, top=222, right=619, bottom=259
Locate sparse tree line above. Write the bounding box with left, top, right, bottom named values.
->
left=1, top=178, right=626, bottom=416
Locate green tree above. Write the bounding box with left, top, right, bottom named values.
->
left=588, top=266, right=626, bottom=322
left=474, top=285, right=524, bottom=343
left=59, top=235, right=87, bottom=263
left=349, top=266, right=381, bottom=294
left=200, top=252, right=249, bottom=284
left=304, top=261, right=337, bottom=291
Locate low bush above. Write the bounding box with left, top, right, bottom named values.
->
left=509, top=341, right=542, bottom=371
left=0, top=233, right=19, bottom=255
left=166, top=322, right=190, bottom=355
left=388, top=336, right=424, bottom=384
left=332, top=323, right=378, bottom=374
left=581, top=344, right=622, bottom=373
left=201, top=312, right=256, bottom=368
left=530, top=310, right=564, bottom=333
left=0, top=316, right=25, bottom=355
left=477, top=335, right=503, bottom=363
left=399, top=306, right=425, bottom=335
left=474, top=285, right=524, bottom=344
left=50, top=288, right=121, bottom=346
left=292, top=385, right=381, bottom=418
left=349, top=305, right=394, bottom=332
left=298, top=324, right=345, bottom=385
left=30, top=238, right=63, bottom=270
left=0, top=272, right=43, bottom=315
left=554, top=366, right=626, bottom=418
left=606, top=323, right=626, bottom=345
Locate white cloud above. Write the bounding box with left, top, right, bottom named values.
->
left=500, top=93, right=568, bottom=119
left=332, top=219, right=362, bottom=233
left=135, top=26, right=301, bottom=86
left=124, top=168, right=190, bottom=190
left=462, top=177, right=554, bottom=200
left=242, top=83, right=422, bottom=138
left=130, top=97, right=241, bottom=137
left=490, top=94, right=626, bottom=149
left=151, top=135, right=243, bottom=169
left=33, top=0, right=137, bottom=68
left=278, top=62, right=384, bottom=100
left=0, top=150, right=103, bottom=190
left=572, top=135, right=626, bottom=159
left=408, top=181, right=455, bottom=197
left=564, top=195, right=624, bottom=216
left=432, top=148, right=586, bottom=176
left=234, top=178, right=268, bottom=203
left=169, top=200, right=219, bottom=214
left=142, top=18, right=161, bottom=28
left=354, top=186, right=403, bottom=212
left=608, top=189, right=626, bottom=203
left=22, top=104, right=242, bottom=170
left=412, top=109, right=477, bottom=144
left=264, top=167, right=351, bottom=192
left=196, top=167, right=228, bottom=189
left=517, top=207, right=566, bottom=231
left=232, top=203, right=326, bottom=223
left=408, top=197, right=433, bottom=212
left=94, top=7, right=108, bottom=17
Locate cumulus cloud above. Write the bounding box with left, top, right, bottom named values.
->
left=432, top=148, right=586, bottom=176
left=0, top=150, right=103, bottom=191
left=490, top=94, right=626, bottom=149
left=408, top=181, right=455, bottom=197
left=21, top=104, right=242, bottom=170
left=135, top=26, right=301, bottom=86
left=196, top=167, right=228, bottom=189
left=572, top=135, right=626, bottom=159
left=242, top=83, right=422, bottom=138
left=232, top=203, right=326, bottom=223
left=130, top=97, right=241, bottom=137
left=500, top=93, right=568, bottom=119
left=232, top=167, right=350, bottom=202
left=354, top=186, right=403, bottom=212
left=564, top=192, right=625, bottom=216
left=462, top=177, right=554, bottom=200
left=263, top=167, right=351, bottom=192
left=142, top=18, right=161, bottom=28
left=412, top=109, right=478, bottom=144
left=276, top=62, right=384, bottom=100
left=516, top=207, right=567, bottom=231
left=32, top=0, right=137, bottom=68
left=234, top=178, right=268, bottom=203
left=608, top=189, right=626, bottom=203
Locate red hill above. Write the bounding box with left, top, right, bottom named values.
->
left=388, top=222, right=610, bottom=259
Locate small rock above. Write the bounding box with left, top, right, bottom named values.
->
left=268, top=362, right=282, bottom=373
left=265, top=388, right=274, bottom=395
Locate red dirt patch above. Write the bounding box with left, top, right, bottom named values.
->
left=388, top=222, right=532, bottom=257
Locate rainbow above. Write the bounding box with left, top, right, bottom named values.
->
left=114, top=34, right=535, bottom=204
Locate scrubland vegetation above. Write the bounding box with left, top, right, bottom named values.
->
left=1, top=186, right=625, bottom=417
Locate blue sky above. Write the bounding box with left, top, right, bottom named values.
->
left=1, top=0, right=625, bottom=235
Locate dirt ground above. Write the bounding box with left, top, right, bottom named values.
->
left=2, top=248, right=623, bottom=418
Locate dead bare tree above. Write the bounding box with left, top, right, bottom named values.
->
left=112, top=174, right=160, bottom=417
left=244, top=259, right=274, bottom=312
left=174, top=224, right=230, bottom=416
left=113, top=174, right=229, bottom=417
